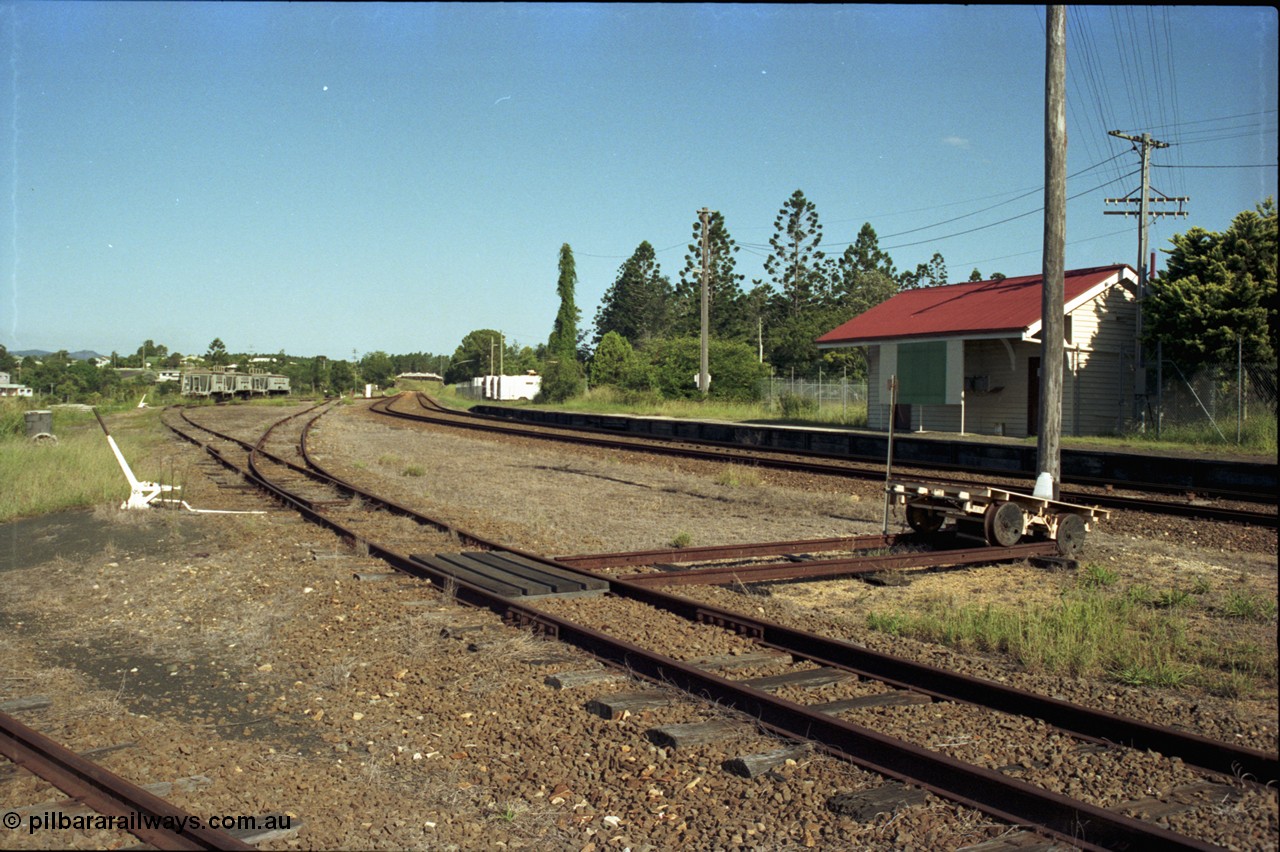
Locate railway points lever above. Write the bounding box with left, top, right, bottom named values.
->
left=94, top=408, right=180, bottom=510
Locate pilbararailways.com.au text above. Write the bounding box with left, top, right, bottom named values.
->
left=5, top=809, right=291, bottom=835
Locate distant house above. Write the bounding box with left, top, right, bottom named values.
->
left=0, top=371, right=33, bottom=398
left=815, top=264, right=1140, bottom=438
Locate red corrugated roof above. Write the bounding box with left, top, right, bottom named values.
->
left=816, top=265, right=1132, bottom=346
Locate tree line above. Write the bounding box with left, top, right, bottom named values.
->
left=4, top=193, right=1271, bottom=408
left=519, top=188, right=995, bottom=402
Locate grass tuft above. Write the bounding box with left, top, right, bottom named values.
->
left=864, top=577, right=1274, bottom=697
left=1221, top=590, right=1278, bottom=621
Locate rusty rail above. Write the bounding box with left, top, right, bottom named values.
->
left=382, top=392, right=1276, bottom=527
left=611, top=541, right=1060, bottom=587
left=0, top=711, right=251, bottom=850
left=164, top=402, right=1276, bottom=850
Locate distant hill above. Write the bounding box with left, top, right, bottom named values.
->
left=10, top=349, right=107, bottom=361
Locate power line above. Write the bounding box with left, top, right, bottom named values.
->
left=955, top=226, right=1135, bottom=270
left=878, top=169, right=1138, bottom=252
left=1113, top=108, right=1278, bottom=134
left=1154, top=163, right=1278, bottom=170
left=574, top=240, right=686, bottom=260
left=737, top=153, right=1132, bottom=255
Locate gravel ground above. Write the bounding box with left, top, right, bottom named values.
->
left=0, top=400, right=1274, bottom=850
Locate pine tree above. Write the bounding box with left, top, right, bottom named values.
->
left=898, top=252, right=948, bottom=290
left=548, top=243, right=581, bottom=362
left=763, top=190, right=828, bottom=317
left=673, top=211, right=748, bottom=340
left=206, top=338, right=229, bottom=366
left=593, top=241, right=673, bottom=348
left=830, top=225, right=898, bottom=317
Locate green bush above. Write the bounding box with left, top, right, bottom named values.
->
left=644, top=337, right=769, bottom=402
left=538, top=358, right=586, bottom=403
left=777, top=392, right=818, bottom=419
left=590, top=332, right=654, bottom=392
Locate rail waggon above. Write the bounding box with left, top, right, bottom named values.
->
left=181, top=370, right=290, bottom=399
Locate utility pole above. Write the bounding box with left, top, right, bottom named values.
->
left=699, top=208, right=711, bottom=397
left=1036, top=4, right=1066, bottom=500
left=1104, top=130, right=1188, bottom=424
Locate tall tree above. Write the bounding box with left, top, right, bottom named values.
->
left=205, top=338, right=229, bottom=366
left=329, top=360, right=356, bottom=395
left=830, top=242, right=898, bottom=318
left=447, top=329, right=504, bottom=381
left=825, top=237, right=899, bottom=382
left=135, top=339, right=168, bottom=365
left=592, top=241, right=673, bottom=348
left=763, top=189, right=828, bottom=316
left=1145, top=198, right=1277, bottom=365
left=673, top=210, right=748, bottom=340
left=359, top=351, right=396, bottom=387
left=898, top=252, right=949, bottom=290
left=548, top=243, right=581, bottom=363
left=848, top=223, right=897, bottom=280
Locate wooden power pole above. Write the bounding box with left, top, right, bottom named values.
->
left=1037, top=4, right=1066, bottom=499
left=699, top=208, right=711, bottom=397
left=1104, top=131, right=1189, bottom=424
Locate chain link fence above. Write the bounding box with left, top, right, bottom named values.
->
left=1152, top=361, right=1277, bottom=445
left=758, top=376, right=869, bottom=422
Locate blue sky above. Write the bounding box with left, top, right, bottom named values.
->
left=2, top=3, right=1276, bottom=361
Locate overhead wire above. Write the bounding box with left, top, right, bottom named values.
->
left=1067, top=9, right=1121, bottom=184
left=877, top=169, right=1139, bottom=252
left=739, top=153, right=1132, bottom=253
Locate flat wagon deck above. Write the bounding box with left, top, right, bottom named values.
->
left=889, top=480, right=1109, bottom=555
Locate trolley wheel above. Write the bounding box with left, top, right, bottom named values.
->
left=1055, top=513, right=1087, bottom=556
left=905, top=504, right=944, bottom=534
left=983, top=501, right=1025, bottom=547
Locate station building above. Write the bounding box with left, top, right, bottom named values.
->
left=815, top=264, right=1140, bottom=439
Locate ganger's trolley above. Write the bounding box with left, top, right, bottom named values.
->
left=889, top=480, right=1109, bottom=556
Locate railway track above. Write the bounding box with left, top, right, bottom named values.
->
left=163, top=401, right=1278, bottom=850
left=375, top=392, right=1276, bottom=529
left=0, top=710, right=251, bottom=850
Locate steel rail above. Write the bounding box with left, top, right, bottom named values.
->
left=604, top=574, right=1279, bottom=786
left=178, top=401, right=1280, bottom=786
left=314, top=402, right=1280, bottom=785
left=492, top=608, right=1221, bottom=852
left=165, top=404, right=1277, bottom=848
left=387, top=393, right=1276, bottom=526
left=0, top=711, right=252, bottom=850
left=556, top=533, right=902, bottom=570
left=609, top=541, right=1061, bottom=587
left=439, top=394, right=1277, bottom=505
